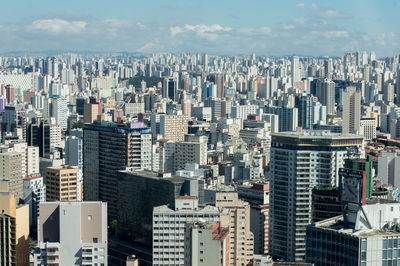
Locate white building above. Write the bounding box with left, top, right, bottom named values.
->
left=33, top=201, right=108, bottom=266
left=23, top=175, right=45, bottom=232
left=360, top=117, right=377, bottom=140
left=152, top=197, right=220, bottom=266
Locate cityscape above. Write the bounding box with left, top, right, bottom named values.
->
left=1, top=1, right=400, bottom=266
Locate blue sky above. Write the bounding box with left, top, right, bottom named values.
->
left=1, top=0, right=399, bottom=56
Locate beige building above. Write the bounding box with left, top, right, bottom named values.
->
left=160, top=114, right=188, bottom=142
left=45, top=165, right=79, bottom=201
left=216, top=192, right=254, bottom=265
left=342, top=86, right=361, bottom=134
left=84, top=103, right=99, bottom=124
left=0, top=191, right=30, bottom=266
left=0, top=152, right=23, bottom=200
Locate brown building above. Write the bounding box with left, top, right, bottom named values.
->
left=45, top=165, right=79, bottom=201
left=160, top=114, right=188, bottom=142
left=84, top=103, right=99, bottom=124
left=216, top=192, right=254, bottom=265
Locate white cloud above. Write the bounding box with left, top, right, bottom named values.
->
left=170, top=24, right=232, bottom=36
left=296, top=3, right=306, bottom=8
left=294, top=17, right=307, bottom=24
left=284, top=25, right=296, bottom=30
left=238, top=26, right=271, bottom=36
left=307, top=3, right=350, bottom=19
left=28, top=19, right=87, bottom=35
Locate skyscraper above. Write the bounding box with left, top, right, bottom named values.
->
left=291, top=55, right=301, bottom=86
left=316, top=79, right=335, bottom=115
left=163, top=77, right=178, bottom=101
left=269, top=131, right=364, bottom=261
left=45, top=165, right=79, bottom=202
left=83, top=122, right=152, bottom=219
left=342, top=86, right=361, bottom=134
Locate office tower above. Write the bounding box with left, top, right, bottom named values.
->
left=316, top=79, right=335, bottom=115
left=202, top=82, right=217, bottom=101
left=342, top=86, right=361, bottom=134
left=306, top=200, right=400, bottom=266
left=238, top=183, right=269, bottom=255
left=384, top=83, right=395, bottom=104
left=0, top=191, right=29, bottom=265
left=76, top=97, right=87, bottom=115
left=159, top=114, right=188, bottom=142
left=32, top=202, right=108, bottom=266
left=311, top=187, right=341, bottom=222
left=45, top=165, right=79, bottom=202
left=163, top=77, right=178, bottom=101
left=116, top=169, right=205, bottom=244
left=269, top=131, right=364, bottom=261
left=0, top=213, right=16, bottom=265
left=360, top=117, right=376, bottom=140
left=5, top=85, right=15, bottom=104
left=184, top=222, right=230, bottom=266
left=23, top=175, right=45, bottom=235
left=264, top=105, right=298, bottom=132
left=83, top=102, right=99, bottom=124
left=152, top=197, right=220, bottom=265
left=27, top=119, right=62, bottom=158
left=83, top=122, right=152, bottom=219
left=174, top=135, right=207, bottom=172
left=215, top=73, right=224, bottom=98
left=324, top=58, right=333, bottom=78
left=291, top=55, right=301, bottom=86
left=216, top=192, right=254, bottom=265
left=51, top=96, right=68, bottom=130
left=296, top=95, right=325, bottom=130
left=65, top=133, right=83, bottom=169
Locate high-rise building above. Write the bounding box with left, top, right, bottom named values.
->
left=163, top=77, right=178, bottom=101
left=184, top=221, right=230, bottom=266
left=360, top=117, right=376, bottom=140
left=32, top=201, right=108, bottom=266
left=83, top=122, right=152, bottom=219
left=216, top=192, right=254, bottom=265
left=153, top=197, right=220, bottom=265
left=0, top=152, right=23, bottom=200
left=291, top=56, right=301, bottom=86
left=5, top=84, right=15, bottom=104
left=342, top=86, right=361, bottom=134
left=83, top=102, right=99, bottom=124
left=269, top=131, right=364, bottom=261
left=0, top=214, right=16, bottom=265
left=65, top=134, right=83, bottom=170
left=316, top=79, right=335, bottom=115
left=116, top=169, right=205, bottom=245
left=23, top=175, right=45, bottom=235
left=45, top=165, right=79, bottom=202
left=238, top=183, right=269, bottom=255
left=174, top=135, right=207, bottom=172
left=27, top=119, right=62, bottom=158
left=51, top=96, right=68, bottom=130
left=306, top=200, right=400, bottom=266
left=159, top=114, right=188, bottom=142
left=0, top=191, right=29, bottom=266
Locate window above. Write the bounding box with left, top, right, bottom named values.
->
left=361, top=241, right=367, bottom=250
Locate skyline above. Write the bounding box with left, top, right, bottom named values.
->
left=1, top=0, right=399, bottom=56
